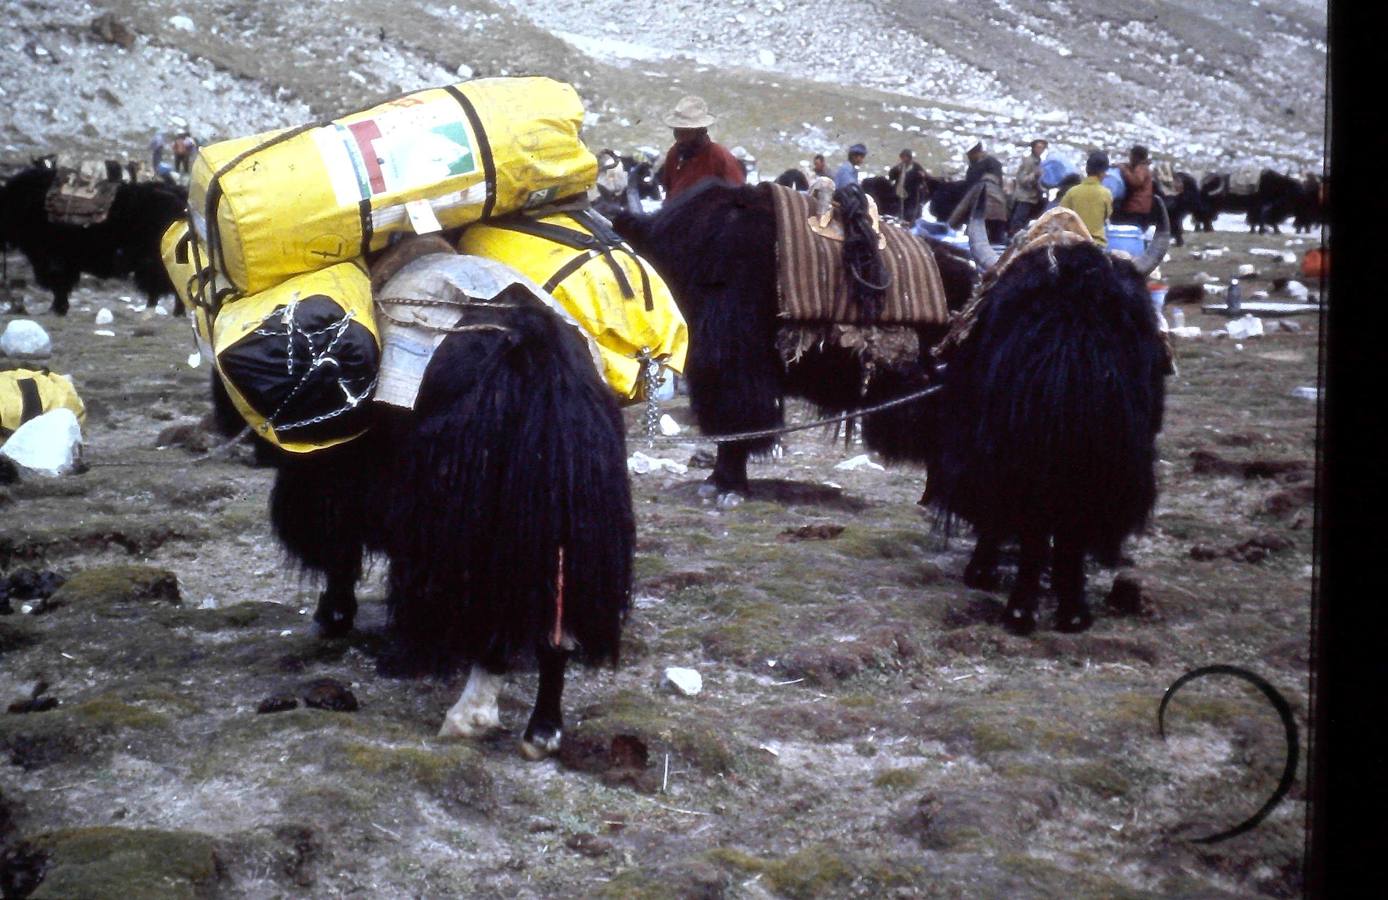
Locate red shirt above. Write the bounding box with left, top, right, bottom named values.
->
left=660, top=139, right=745, bottom=199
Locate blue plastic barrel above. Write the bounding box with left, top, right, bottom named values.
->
left=1105, top=224, right=1145, bottom=256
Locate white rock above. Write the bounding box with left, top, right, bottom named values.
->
left=1284, top=281, right=1309, bottom=301
left=1236, top=263, right=1257, bottom=277
left=834, top=453, right=884, bottom=472
left=658, top=414, right=681, bottom=436
left=187, top=351, right=202, bottom=368
left=664, top=667, right=703, bottom=696
left=627, top=451, right=688, bottom=475
left=1227, top=315, right=1264, bottom=340
left=0, top=320, right=52, bottom=359
left=455, top=63, right=474, bottom=79
left=94, top=308, right=114, bottom=325
left=93, top=330, right=116, bottom=337
left=169, top=15, right=195, bottom=32
left=0, top=408, right=83, bottom=476
left=1291, top=386, right=1321, bottom=401
left=1170, top=326, right=1202, bottom=338
left=757, top=49, right=775, bottom=66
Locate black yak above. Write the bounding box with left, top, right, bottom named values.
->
left=0, top=162, right=185, bottom=315
left=210, top=244, right=633, bottom=757
left=613, top=179, right=977, bottom=503
left=924, top=199, right=1170, bottom=634
left=591, top=149, right=662, bottom=220
left=1160, top=171, right=1214, bottom=244
left=774, top=168, right=809, bottom=191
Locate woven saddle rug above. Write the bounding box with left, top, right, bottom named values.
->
left=768, top=182, right=949, bottom=327
left=44, top=168, right=120, bottom=226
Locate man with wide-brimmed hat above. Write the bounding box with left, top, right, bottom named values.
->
left=657, top=95, right=746, bottom=200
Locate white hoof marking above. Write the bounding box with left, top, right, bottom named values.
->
left=438, top=664, right=504, bottom=739
left=519, top=730, right=562, bottom=761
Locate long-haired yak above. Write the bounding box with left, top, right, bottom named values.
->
left=210, top=244, right=633, bottom=758
left=615, top=180, right=1168, bottom=635
left=0, top=162, right=185, bottom=316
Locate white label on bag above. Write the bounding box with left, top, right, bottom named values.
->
left=404, top=198, right=444, bottom=234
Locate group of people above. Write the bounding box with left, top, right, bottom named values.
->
left=148, top=126, right=199, bottom=184
left=638, top=94, right=1165, bottom=252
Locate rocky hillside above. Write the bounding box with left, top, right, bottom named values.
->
left=1, top=0, right=1326, bottom=180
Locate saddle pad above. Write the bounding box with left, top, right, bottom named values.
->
left=768, top=182, right=948, bottom=326
left=44, top=170, right=120, bottom=226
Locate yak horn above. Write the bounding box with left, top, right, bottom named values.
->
left=1131, top=199, right=1170, bottom=277
left=968, top=189, right=999, bottom=272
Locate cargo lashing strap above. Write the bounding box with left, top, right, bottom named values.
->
left=489, top=210, right=656, bottom=312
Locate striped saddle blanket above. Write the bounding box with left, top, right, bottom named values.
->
left=767, top=182, right=948, bottom=326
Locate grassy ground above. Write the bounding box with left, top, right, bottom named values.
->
left=0, top=221, right=1322, bottom=898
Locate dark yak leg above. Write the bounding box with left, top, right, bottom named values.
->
left=312, top=556, right=360, bottom=638
left=1002, top=528, right=1048, bottom=636
left=702, top=440, right=753, bottom=500
left=1051, top=526, right=1094, bottom=633
left=520, top=645, right=569, bottom=761
left=963, top=531, right=1002, bottom=591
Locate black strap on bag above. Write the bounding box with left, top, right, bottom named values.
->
left=443, top=85, right=497, bottom=221
left=17, top=377, right=43, bottom=426
left=489, top=212, right=656, bottom=311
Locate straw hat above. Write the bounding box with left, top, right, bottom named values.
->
left=664, top=96, right=717, bottom=129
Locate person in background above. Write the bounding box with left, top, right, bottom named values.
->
left=1112, top=144, right=1154, bottom=229
left=833, top=144, right=867, bottom=189
left=810, top=153, right=832, bottom=181
left=888, top=148, right=927, bottom=222
left=172, top=131, right=198, bottom=176
left=949, top=141, right=1008, bottom=244
left=1060, top=151, right=1115, bottom=246
left=1008, top=138, right=1047, bottom=236
left=657, top=96, right=746, bottom=201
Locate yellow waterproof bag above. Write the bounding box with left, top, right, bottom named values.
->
left=159, top=221, right=218, bottom=359
left=457, top=208, right=687, bottom=400
left=1, top=369, right=86, bottom=437
left=189, top=77, right=598, bottom=295
left=211, top=261, right=379, bottom=453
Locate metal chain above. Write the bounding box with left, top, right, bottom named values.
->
left=638, top=349, right=664, bottom=447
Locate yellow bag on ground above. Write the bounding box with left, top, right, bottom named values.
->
left=456, top=208, right=687, bottom=400
left=189, top=77, right=598, bottom=295
left=1, top=369, right=86, bottom=437
left=211, top=262, right=379, bottom=453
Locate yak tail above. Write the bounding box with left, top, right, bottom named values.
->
left=381, top=298, right=634, bottom=675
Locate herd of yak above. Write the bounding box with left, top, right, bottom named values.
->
left=0, top=148, right=1298, bottom=753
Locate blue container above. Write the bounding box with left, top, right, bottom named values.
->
left=1040, top=156, right=1077, bottom=188
left=1101, top=170, right=1126, bottom=203
left=1106, top=224, right=1145, bottom=256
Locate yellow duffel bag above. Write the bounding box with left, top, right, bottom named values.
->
left=211, top=261, right=380, bottom=453
left=1, top=368, right=86, bottom=438
left=189, top=77, right=598, bottom=295
left=159, top=221, right=217, bottom=359
left=456, top=208, right=688, bottom=400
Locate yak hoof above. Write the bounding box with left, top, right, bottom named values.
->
left=715, top=491, right=745, bottom=510
left=519, top=729, right=562, bottom=761
left=313, top=608, right=354, bottom=638
left=1002, top=606, right=1037, bottom=636
left=1055, top=607, right=1094, bottom=634
left=963, top=564, right=1000, bottom=592
left=438, top=706, right=502, bottom=740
